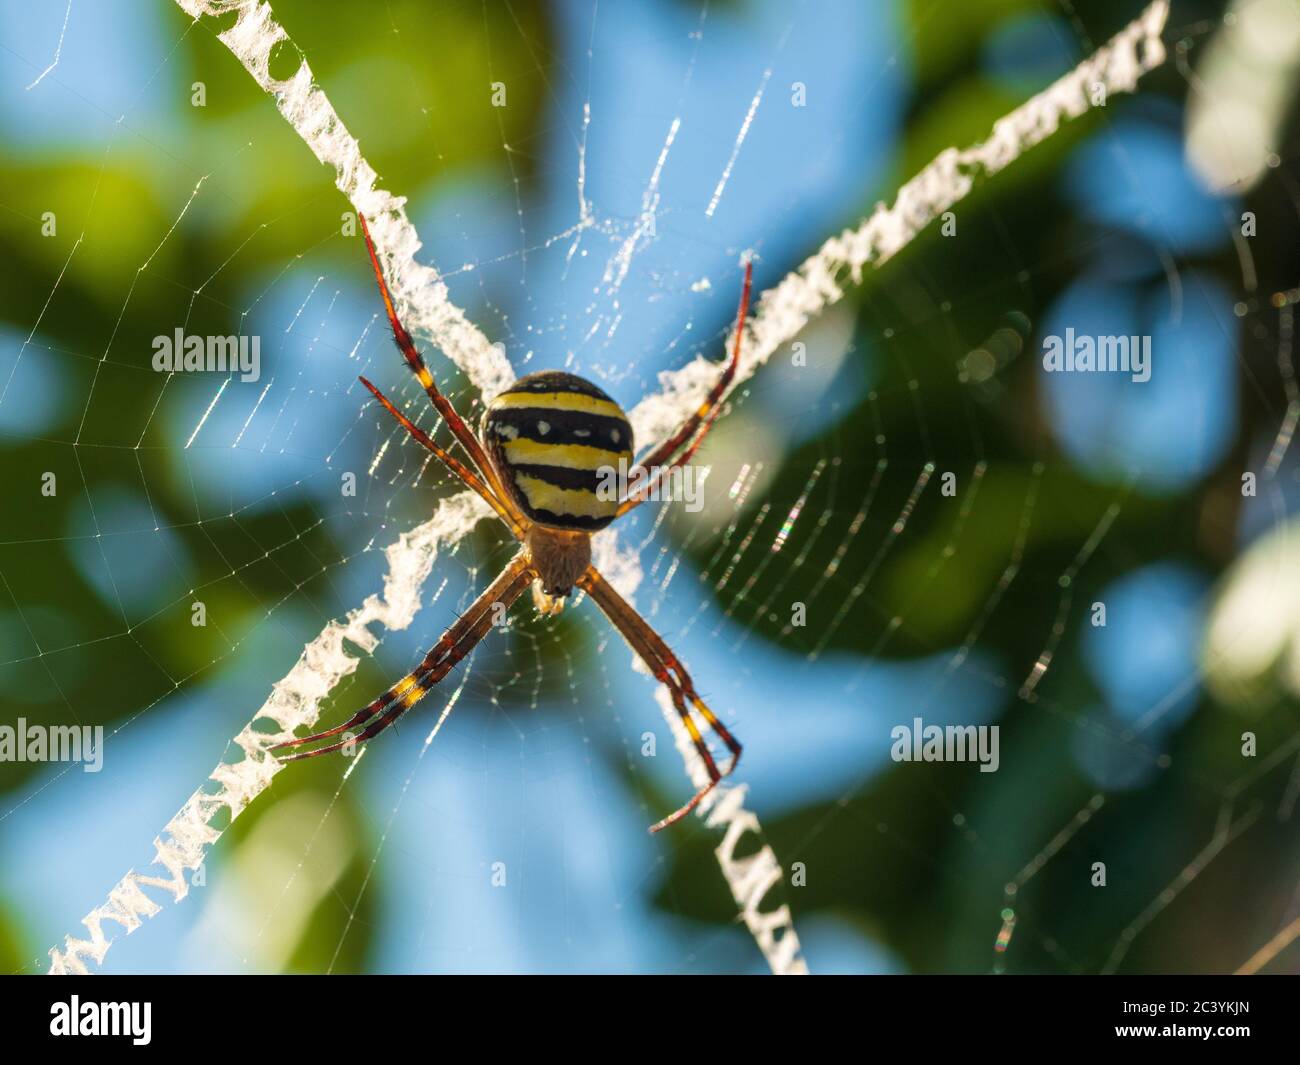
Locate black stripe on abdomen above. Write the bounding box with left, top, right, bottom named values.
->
left=506, top=463, right=604, bottom=492
left=484, top=406, right=630, bottom=451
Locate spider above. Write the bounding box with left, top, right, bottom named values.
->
left=275, top=216, right=752, bottom=833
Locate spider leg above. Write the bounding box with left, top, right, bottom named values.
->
left=358, top=213, right=523, bottom=524
left=275, top=552, right=535, bottom=761
left=616, top=258, right=752, bottom=518
left=578, top=565, right=742, bottom=833
left=359, top=375, right=526, bottom=538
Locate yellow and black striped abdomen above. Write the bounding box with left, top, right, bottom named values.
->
left=482, top=371, right=635, bottom=531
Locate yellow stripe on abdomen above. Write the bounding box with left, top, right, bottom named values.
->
left=501, top=436, right=625, bottom=470
left=512, top=474, right=619, bottom=521
left=489, top=390, right=628, bottom=421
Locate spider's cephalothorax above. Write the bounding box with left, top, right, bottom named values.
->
left=277, top=215, right=750, bottom=833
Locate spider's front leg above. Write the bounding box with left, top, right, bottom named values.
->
left=358, top=213, right=525, bottom=529
left=359, top=375, right=527, bottom=539
left=617, top=258, right=752, bottom=518
left=274, top=552, right=535, bottom=761
left=578, top=566, right=741, bottom=832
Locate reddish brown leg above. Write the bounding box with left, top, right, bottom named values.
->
left=359, top=375, right=526, bottom=538
left=358, top=214, right=522, bottom=524
left=275, top=553, right=534, bottom=760
left=578, top=566, right=741, bottom=832
left=617, top=259, right=752, bottom=518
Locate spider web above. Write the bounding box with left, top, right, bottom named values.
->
left=4, top=0, right=1296, bottom=976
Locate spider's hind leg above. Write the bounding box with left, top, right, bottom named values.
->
left=578, top=565, right=742, bottom=832
left=274, top=552, right=534, bottom=761
left=649, top=674, right=729, bottom=833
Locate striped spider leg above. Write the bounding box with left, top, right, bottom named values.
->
left=578, top=566, right=742, bottom=832
left=356, top=374, right=525, bottom=538
left=615, top=257, right=752, bottom=518
left=273, top=374, right=533, bottom=758
left=276, top=553, right=535, bottom=759
left=357, top=213, right=525, bottom=526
